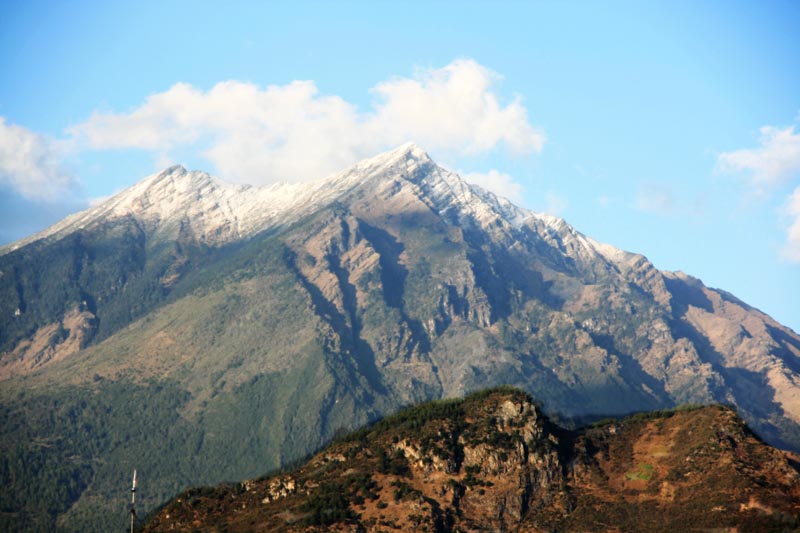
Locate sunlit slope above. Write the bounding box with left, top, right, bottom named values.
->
left=2, top=145, right=800, bottom=531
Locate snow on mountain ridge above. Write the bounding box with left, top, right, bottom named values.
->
left=0, top=145, right=431, bottom=253
left=384, top=146, right=635, bottom=267
left=1, top=143, right=632, bottom=268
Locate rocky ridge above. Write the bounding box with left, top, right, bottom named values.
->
left=143, top=388, right=800, bottom=532
left=0, top=144, right=534, bottom=252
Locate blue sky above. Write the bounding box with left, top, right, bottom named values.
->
left=1, top=0, right=798, bottom=331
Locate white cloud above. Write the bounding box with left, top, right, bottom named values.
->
left=368, top=60, right=544, bottom=156
left=0, top=117, right=76, bottom=201
left=717, top=125, right=800, bottom=191
left=635, top=183, right=674, bottom=215
left=462, top=169, right=524, bottom=203
left=781, top=187, right=800, bottom=263
left=718, top=121, right=800, bottom=262
left=69, top=59, right=544, bottom=185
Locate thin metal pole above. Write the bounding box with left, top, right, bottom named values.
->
left=130, top=469, right=137, bottom=533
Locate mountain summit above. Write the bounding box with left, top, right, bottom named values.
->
left=1, top=143, right=614, bottom=264
left=1, top=145, right=799, bottom=531
left=1, top=143, right=444, bottom=254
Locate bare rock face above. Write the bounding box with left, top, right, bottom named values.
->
left=143, top=389, right=800, bottom=532
left=260, top=477, right=297, bottom=504
left=0, top=304, right=97, bottom=379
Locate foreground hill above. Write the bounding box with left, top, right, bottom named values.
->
left=144, top=388, right=800, bottom=532
left=1, top=145, right=800, bottom=530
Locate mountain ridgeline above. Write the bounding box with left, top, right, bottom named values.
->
left=1, top=144, right=799, bottom=531
left=144, top=388, right=800, bottom=532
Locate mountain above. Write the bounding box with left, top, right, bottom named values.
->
left=1, top=144, right=799, bottom=531
left=143, top=388, right=800, bottom=532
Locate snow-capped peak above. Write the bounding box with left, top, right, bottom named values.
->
left=365, top=142, right=430, bottom=165
left=0, top=146, right=431, bottom=252
left=1, top=144, right=633, bottom=268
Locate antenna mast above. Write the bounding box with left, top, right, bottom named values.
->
left=130, top=469, right=137, bottom=533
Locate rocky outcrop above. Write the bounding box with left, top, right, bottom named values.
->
left=144, top=389, right=800, bottom=532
